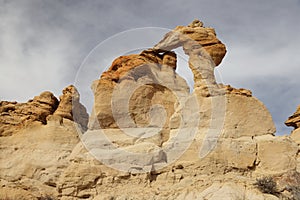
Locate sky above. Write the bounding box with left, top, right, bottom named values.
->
left=0, top=0, right=300, bottom=135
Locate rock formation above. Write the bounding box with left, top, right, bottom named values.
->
left=0, top=91, right=59, bottom=136
left=285, top=105, right=300, bottom=195
left=0, top=85, right=88, bottom=136
left=286, top=105, right=300, bottom=152
left=154, top=19, right=226, bottom=88
left=1, top=20, right=300, bottom=200
left=0, top=117, right=80, bottom=199
left=155, top=19, right=226, bottom=67
left=53, top=85, right=89, bottom=131
left=286, top=105, right=300, bottom=131
left=89, top=49, right=189, bottom=130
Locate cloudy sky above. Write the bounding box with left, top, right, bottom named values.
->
left=1, top=0, right=300, bottom=135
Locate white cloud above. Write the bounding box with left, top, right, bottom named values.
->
left=0, top=1, right=80, bottom=101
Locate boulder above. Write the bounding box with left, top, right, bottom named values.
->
left=221, top=94, right=276, bottom=138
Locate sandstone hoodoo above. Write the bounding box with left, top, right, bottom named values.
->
left=88, top=49, right=190, bottom=130
left=0, top=85, right=88, bottom=136
left=1, top=20, right=300, bottom=200
left=53, top=85, right=89, bottom=131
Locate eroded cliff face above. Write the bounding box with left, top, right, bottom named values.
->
left=0, top=91, right=59, bottom=136
left=0, top=20, right=299, bottom=200
left=0, top=85, right=88, bottom=136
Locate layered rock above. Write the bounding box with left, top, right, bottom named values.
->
left=90, top=20, right=228, bottom=130
left=89, top=49, right=189, bottom=130
left=0, top=116, right=80, bottom=199
left=154, top=20, right=225, bottom=90
left=0, top=85, right=88, bottom=199
left=100, top=50, right=176, bottom=82
left=0, top=85, right=88, bottom=136
left=0, top=91, right=59, bottom=136
left=154, top=20, right=276, bottom=142
left=155, top=19, right=226, bottom=66
left=52, top=85, right=89, bottom=131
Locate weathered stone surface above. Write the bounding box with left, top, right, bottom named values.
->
left=217, top=137, right=257, bottom=169
left=53, top=85, right=89, bottom=131
left=91, top=20, right=227, bottom=131
left=175, top=182, right=279, bottom=200
left=88, top=79, right=116, bottom=129
left=58, top=137, right=257, bottom=199
left=153, top=20, right=275, bottom=143
left=286, top=105, right=300, bottom=146
left=89, top=50, right=189, bottom=130
left=256, top=135, right=299, bottom=174
left=222, top=94, right=276, bottom=138
left=0, top=85, right=88, bottom=137
left=170, top=93, right=276, bottom=139
left=291, top=128, right=300, bottom=145
left=0, top=187, right=38, bottom=200
left=0, top=119, right=80, bottom=199
left=0, top=91, right=59, bottom=136
left=155, top=19, right=226, bottom=66
left=154, top=19, right=227, bottom=92
left=80, top=129, right=167, bottom=173
left=100, top=49, right=176, bottom=82
left=285, top=105, right=300, bottom=129
left=58, top=163, right=102, bottom=198
left=1, top=125, right=297, bottom=199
